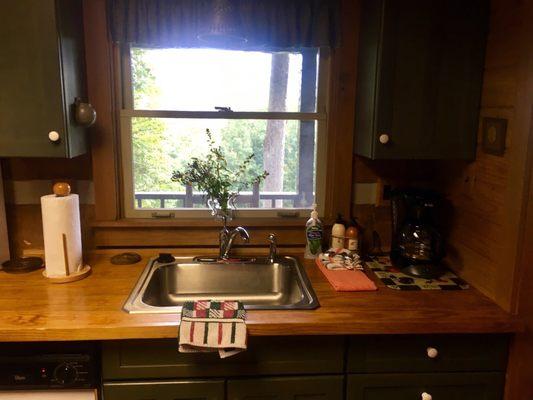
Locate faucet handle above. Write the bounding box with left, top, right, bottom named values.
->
left=267, top=233, right=277, bottom=263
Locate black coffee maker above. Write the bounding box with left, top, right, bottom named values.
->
left=390, top=188, right=446, bottom=279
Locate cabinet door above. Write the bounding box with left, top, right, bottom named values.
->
left=355, top=0, right=488, bottom=160
left=227, top=376, right=344, bottom=400
left=347, top=373, right=504, bottom=400
left=377, top=0, right=488, bottom=160
left=103, top=380, right=224, bottom=400
left=347, top=334, right=509, bottom=373
left=374, top=0, right=437, bottom=159
left=102, top=337, right=344, bottom=380
left=0, top=0, right=64, bottom=157
left=0, top=0, right=87, bottom=158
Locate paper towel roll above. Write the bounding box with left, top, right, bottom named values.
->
left=41, top=194, right=83, bottom=277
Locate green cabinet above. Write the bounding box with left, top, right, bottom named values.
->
left=101, top=335, right=509, bottom=400
left=0, top=0, right=88, bottom=158
left=354, top=0, right=488, bottom=160
left=227, top=376, right=344, bottom=400
left=347, top=334, right=508, bottom=373
left=347, top=373, right=504, bottom=400
left=102, top=337, right=344, bottom=380
left=103, top=380, right=224, bottom=400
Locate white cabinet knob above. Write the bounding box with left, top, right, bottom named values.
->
left=421, top=392, right=432, bottom=400
left=379, top=133, right=390, bottom=144
left=48, top=131, right=60, bottom=142
left=426, top=347, right=438, bottom=359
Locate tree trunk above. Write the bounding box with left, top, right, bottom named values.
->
left=263, top=53, right=289, bottom=205
left=297, top=49, right=318, bottom=208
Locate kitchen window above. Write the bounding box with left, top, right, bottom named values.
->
left=119, top=46, right=329, bottom=219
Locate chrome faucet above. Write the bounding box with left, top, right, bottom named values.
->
left=267, top=233, right=277, bottom=263
left=219, top=226, right=250, bottom=260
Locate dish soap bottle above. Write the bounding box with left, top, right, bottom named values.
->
left=305, top=204, right=323, bottom=259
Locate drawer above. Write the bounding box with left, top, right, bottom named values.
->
left=347, top=372, right=504, bottom=400
left=102, top=336, right=344, bottom=379
left=348, top=334, right=508, bottom=373
left=103, top=379, right=224, bottom=400
left=227, top=375, right=344, bottom=400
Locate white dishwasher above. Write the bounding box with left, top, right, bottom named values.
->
left=0, top=343, right=98, bottom=399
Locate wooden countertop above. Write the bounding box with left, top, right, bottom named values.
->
left=0, top=250, right=521, bottom=342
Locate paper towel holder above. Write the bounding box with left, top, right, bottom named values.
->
left=42, top=182, right=92, bottom=284
left=42, top=233, right=91, bottom=283
left=43, top=265, right=91, bottom=283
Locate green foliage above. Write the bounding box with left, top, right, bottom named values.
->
left=131, top=48, right=179, bottom=194
left=220, top=120, right=299, bottom=192
left=171, top=129, right=268, bottom=214
left=132, top=48, right=159, bottom=108
left=283, top=121, right=299, bottom=192
left=220, top=120, right=264, bottom=188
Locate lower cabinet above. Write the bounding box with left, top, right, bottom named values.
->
left=102, top=376, right=343, bottom=400
left=101, top=335, right=509, bottom=400
left=103, top=380, right=224, bottom=400
left=347, top=373, right=504, bottom=400
left=228, top=376, right=344, bottom=400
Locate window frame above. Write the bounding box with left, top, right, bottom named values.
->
left=118, top=44, right=331, bottom=219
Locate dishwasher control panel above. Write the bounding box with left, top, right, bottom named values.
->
left=0, top=343, right=97, bottom=389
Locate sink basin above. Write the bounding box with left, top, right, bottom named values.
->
left=123, top=256, right=319, bottom=313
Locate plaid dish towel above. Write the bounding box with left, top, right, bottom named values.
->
left=178, top=300, right=247, bottom=358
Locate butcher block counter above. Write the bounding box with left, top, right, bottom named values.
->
left=0, top=250, right=521, bottom=342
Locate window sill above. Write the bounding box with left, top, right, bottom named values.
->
left=91, top=217, right=325, bottom=228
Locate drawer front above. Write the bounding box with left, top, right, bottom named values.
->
left=103, top=336, right=344, bottom=379
left=348, top=334, right=508, bottom=373
left=228, top=375, right=344, bottom=400
left=103, top=380, right=224, bottom=400
left=347, top=373, right=504, bottom=400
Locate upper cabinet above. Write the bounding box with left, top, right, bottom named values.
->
left=354, top=0, right=489, bottom=160
left=0, top=0, right=88, bottom=158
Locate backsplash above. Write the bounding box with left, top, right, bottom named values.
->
left=1, top=156, right=93, bottom=257
left=6, top=203, right=94, bottom=259
left=1, top=154, right=436, bottom=257
left=3, top=179, right=94, bottom=205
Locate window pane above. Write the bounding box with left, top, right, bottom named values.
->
left=130, top=47, right=318, bottom=112
left=131, top=118, right=317, bottom=210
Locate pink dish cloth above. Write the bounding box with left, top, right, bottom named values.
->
left=316, top=257, right=377, bottom=292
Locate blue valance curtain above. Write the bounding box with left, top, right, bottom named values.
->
left=108, top=0, right=339, bottom=49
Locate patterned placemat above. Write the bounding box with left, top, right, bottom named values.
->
left=367, top=256, right=469, bottom=291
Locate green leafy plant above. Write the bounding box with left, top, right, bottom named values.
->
left=171, top=129, right=269, bottom=217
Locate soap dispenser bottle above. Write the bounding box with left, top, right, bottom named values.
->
left=304, top=204, right=323, bottom=259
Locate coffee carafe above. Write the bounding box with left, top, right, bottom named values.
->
left=390, top=189, right=446, bottom=279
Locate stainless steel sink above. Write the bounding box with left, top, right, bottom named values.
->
left=123, top=256, right=319, bottom=313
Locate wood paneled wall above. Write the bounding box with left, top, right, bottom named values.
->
left=433, top=0, right=533, bottom=311
left=506, top=108, right=533, bottom=399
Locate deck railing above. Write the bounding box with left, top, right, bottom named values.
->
left=134, top=183, right=305, bottom=209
